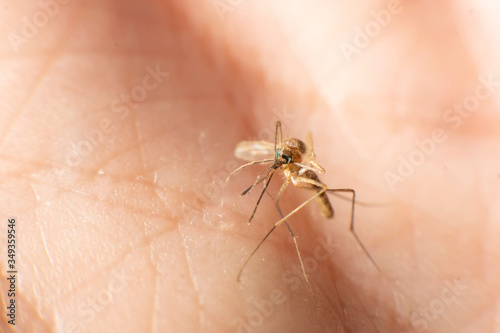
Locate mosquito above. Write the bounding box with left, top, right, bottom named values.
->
left=226, top=121, right=379, bottom=303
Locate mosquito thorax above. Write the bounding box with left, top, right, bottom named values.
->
left=282, top=137, right=306, bottom=163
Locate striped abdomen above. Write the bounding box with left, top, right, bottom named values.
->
left=299, top=169, right=334, bottom=218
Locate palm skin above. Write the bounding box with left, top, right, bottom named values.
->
left=1, top=1, right=499, bottom=332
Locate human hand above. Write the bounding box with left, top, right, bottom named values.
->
left=1, top=1, right=499, bottom=332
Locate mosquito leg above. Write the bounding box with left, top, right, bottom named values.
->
left=237, top=180, right=318, bottom=308
left=329, top=191, right=390, bottom=207
left=239, top=182, right=320, bottom=306
left=326, top=188, right=380, bottom=271
left=241, top=167, right=272, bottom=196
left=292, top=162, right=322, bottom=174
left=269, top=177, right=329, bottom=230
left=237, top=223, right=278, bottom=282
left=274, top=180, right=319, bottom=306
left=237, top=178, right=287, bottom=282
left=276, top=205, right=319, bottom=308
left=326, top=189, right=413, bottom=312
left=226, top=159, right=274, bottom=182
left=246, top=170, right=275, bottom=224
left=275, top=178, right=290, bottom=205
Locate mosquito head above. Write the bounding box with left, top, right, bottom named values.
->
left=271, top=148, right=290, bottom=169
left=275, top=149, right=292, bottom=162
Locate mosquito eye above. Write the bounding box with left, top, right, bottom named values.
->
left=276, top=151, right=279, bottom=159
left=283, top=154, right=291, bottom=163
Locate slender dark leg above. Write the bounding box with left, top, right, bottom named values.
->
left=237, top=176, right=320, bottom=307
left=277, top=206, right=319, bottom=308
left=246, top=170, right=275, bottom=224
left=326, top=188, right=380, bottom=271
left=237, top=176, right=285, bottom=281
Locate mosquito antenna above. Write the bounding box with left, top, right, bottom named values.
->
left=326, top=189, right=380, bottom=271
left=275, top=121, right=282, bottom=152
left=226, top=159, right=274, bottom=182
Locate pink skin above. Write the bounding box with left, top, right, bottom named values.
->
left=1, top=1, right=500, bottom=332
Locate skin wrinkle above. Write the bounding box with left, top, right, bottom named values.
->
left=39, top=225, right=55, bottom=267
left=177, top=222, right=203, bottom=331
left=0, top=4, right=85, bottom=149
left=149, top=259, right=159, bottom=333
left=131, top=110, right=147, bottom=173
left=0, top=273, right=52, bottom=332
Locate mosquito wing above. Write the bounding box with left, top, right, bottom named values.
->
left=234, top=140, right=275, bottom=162
left=304, top=131, right=325, bottom=174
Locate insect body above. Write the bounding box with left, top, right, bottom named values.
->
left=273, top=136, right=333, bottom=218
left=227, top=121, right=378, bottom=303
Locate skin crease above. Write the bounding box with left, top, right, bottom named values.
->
left=1, top=0, right=500, bottom=332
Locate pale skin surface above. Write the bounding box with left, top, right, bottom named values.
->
left=1, top=1, right=500, bottom=332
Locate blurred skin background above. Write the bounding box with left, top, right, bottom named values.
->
left=1, top=1, right=500, bottom=332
